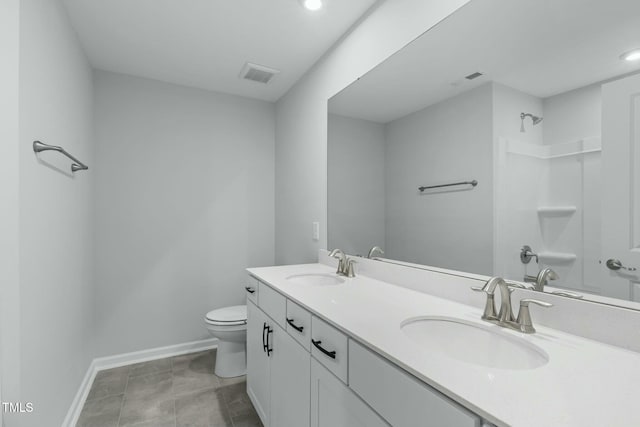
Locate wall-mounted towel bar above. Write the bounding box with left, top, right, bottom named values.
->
left=419, top=180, right=477, bottom=192
left=33, top=140, right=89, bottom=172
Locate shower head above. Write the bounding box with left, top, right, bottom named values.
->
left=520, top=112, right=543, bottom=132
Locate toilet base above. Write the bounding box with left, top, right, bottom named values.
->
left=215, top=340, right=246, bottom=378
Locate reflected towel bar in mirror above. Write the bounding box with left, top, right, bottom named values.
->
left=33, top=140, right=89, bottom=172
left=419, top=180, right=477, bottom=192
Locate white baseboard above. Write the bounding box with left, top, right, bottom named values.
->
left=92, top=338, right=219, bottom=371
left=62, top=359, right=98, bottom=427
left=62, top=338, right=218, bottom=427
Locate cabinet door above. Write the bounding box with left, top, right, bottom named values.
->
left=270, top=323, right=311, bottom=427
left=310, top=359, right=389, bottom=427
left=247, top=301, right=270, bottom=426
left=349, top=340, right=481, bottom=427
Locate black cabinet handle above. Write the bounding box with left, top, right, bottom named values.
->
left=262, top=323, right=268, bottom=353
left=266, top=326, right=273, bottom=357
left=312, top=339, right=336, bottom=359
left=286, top=318, right=304, bottom=333
left=245, top=286, right=256, bottom=294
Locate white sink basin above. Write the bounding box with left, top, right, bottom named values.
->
left=401, top=316, right=548, bottom=370
left=286, top=273, right=346, bottom=286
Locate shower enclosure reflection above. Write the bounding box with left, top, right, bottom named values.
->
left=327, top=0, right=640, bottom=306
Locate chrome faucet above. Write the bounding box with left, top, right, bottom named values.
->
left=473, top=277, right=514, bottom=322
left=472, top=276, right=552, bottom=333
left=328, top=249, right=356, bottom=278
left=367, top=246, right=384, bottom=259
left=328, top=249, right=346, bottom=274
left=525, top=268, right=558, bottom=291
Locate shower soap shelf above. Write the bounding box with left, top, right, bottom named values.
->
left=537, top=206, right=577, bottom=216
left=538, top=252, right=577, bottom=263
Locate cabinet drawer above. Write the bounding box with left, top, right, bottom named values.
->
left=349, top=340, right=481, bottom=427
left=286, top=300, right=312, bottom=351
left=258, top=281, right=286, bottom=328
left=311, top=316, right=348, bottom=383
left=244, top=276, right=258, bottom=305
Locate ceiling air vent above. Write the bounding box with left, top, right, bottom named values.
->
left=239, top=62, right=280, bottom=84
left=465, top=71, right=484, bottom=80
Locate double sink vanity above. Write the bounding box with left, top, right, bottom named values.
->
left=245, top=1, right=640, bottom=425
left=245, top=251, right=640, bottom=427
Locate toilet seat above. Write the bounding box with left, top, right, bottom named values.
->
left=205, top=305, right=247, bottom=326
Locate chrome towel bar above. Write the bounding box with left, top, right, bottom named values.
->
left=33, top=140, right=89, bottom=172
left=419, top=180, right=477, bottom=192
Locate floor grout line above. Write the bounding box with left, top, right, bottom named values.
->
left=116, top=369, right=131, bottom=427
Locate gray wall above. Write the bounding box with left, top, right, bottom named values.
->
left=384, top=84, right=494, bottom=274
left=0, top=0, right=20, bottom=416
left=328, top=114, right=386, bottom=256
left=543, top=83, right=601, bottom=145
left=17, top=0, right=95, bottom=424
left=93, top=71, right=275, bottom=357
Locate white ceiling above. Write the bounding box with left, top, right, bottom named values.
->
left=62, top=0, right=377, bottom=102
left=329, top=0, right=640, bottom=123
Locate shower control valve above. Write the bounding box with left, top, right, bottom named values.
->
left=520, top=245, right=538, bottom=264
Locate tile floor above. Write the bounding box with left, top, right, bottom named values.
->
left=76, top=349, right=263, bottom=427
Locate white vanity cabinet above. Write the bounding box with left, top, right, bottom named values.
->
left=310, top=358, right=389, bottom=427
left=349, top=340, right=482, bottom=427
left=247, top=276, right=490, bottom=427
left=246, top=299, right=310, bottom=427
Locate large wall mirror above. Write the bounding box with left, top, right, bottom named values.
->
left=328, top=0, right=640, bottom=308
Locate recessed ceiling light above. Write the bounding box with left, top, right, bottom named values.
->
left=620, top=49, right=640, bottom=62
left=301, top=0, right=323, bottom=11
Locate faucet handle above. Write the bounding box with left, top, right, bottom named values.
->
left=520, top=299, right=553, bottom=308
left=516, top=299, right=553, bottom=333
left=551, top=290, right=583, bottom=299
left=345, top=258, right=357, bottom=278
left=471, top=287, right=497, bottom=320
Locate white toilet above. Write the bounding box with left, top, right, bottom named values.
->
left=204, top=305, right=247, bottom=378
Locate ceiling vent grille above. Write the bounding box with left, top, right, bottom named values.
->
left=465, top=71, right=484, bottom=80
left=239, top=62, right=280, bottom=84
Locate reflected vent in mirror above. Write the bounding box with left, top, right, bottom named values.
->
left=239, top=62, right=280, bottom=84
left=465, top=71, right=484, bottom=80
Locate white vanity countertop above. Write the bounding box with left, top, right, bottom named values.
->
left=247, top=263, right=640, bottom=427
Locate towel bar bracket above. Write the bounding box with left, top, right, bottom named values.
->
left=33, top=140, right=88, bottom=173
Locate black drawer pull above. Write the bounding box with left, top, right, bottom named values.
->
left=286, top=318, right=304, bottom=333
left=245, top=286, right=256, bottom=294
left=266, top=326, right=273, bottom=357
left=262, top=323, right=268, bottom=352
left=312, top=339, right=336, bottom=359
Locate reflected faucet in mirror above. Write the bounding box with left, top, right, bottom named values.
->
left=367, top=246, right=384, bottom=259
left=524, top=268, right=558, bottom=291
left=523, top=268, right=583, bottom=298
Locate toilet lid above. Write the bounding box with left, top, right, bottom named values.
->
left=205, top=305, right=247, bottom=325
